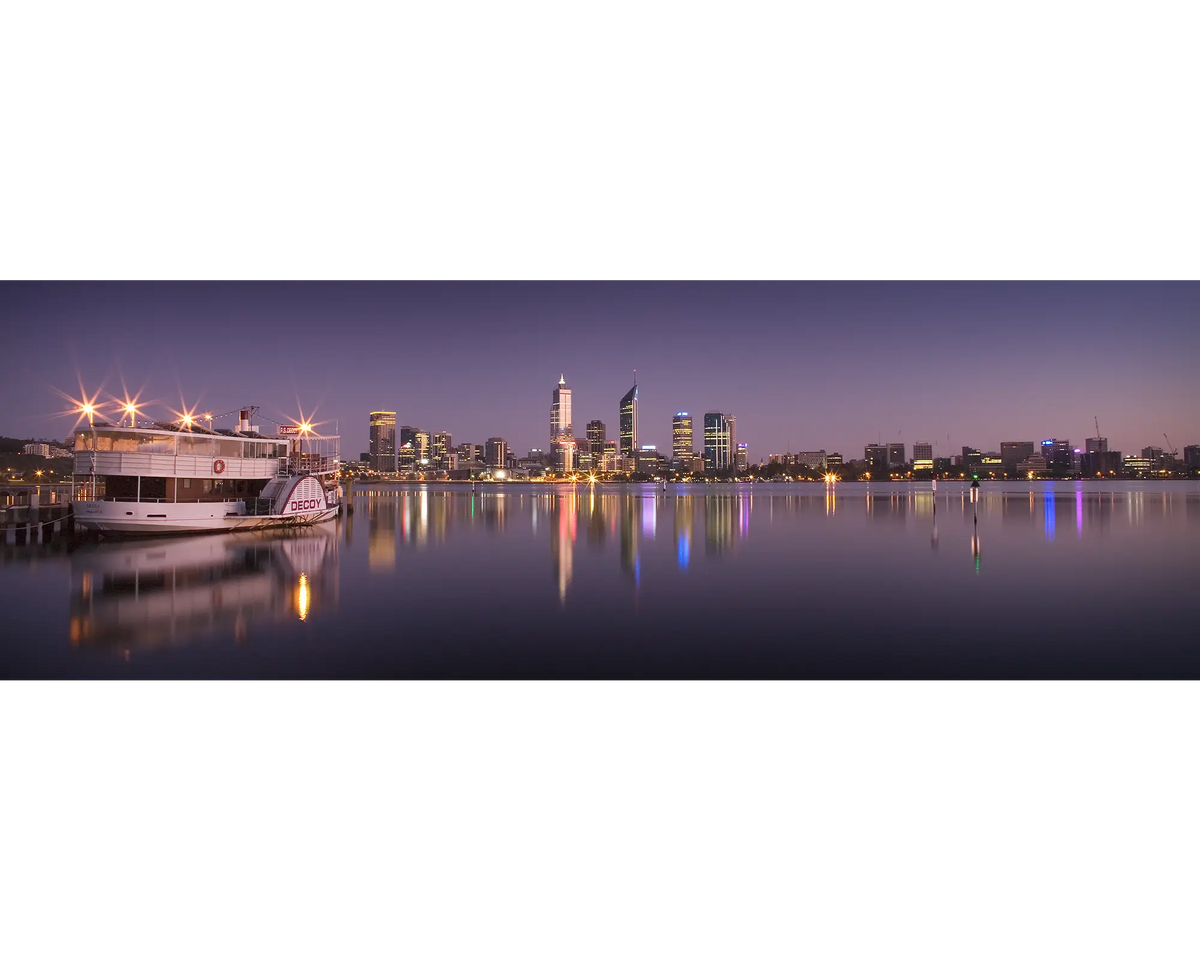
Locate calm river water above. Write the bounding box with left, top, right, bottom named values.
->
left=3, top=481, right=1198, bottom=678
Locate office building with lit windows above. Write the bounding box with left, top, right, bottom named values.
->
left=550, top=374, right=573, bottom=470
left=432, top=431, right=452, bottom=470
left=672, top=413, right=693, bottom=462
left=486, top=437, right=508, bottom=468
left=587, top=420, right=606, bottom=449
left=704, top=412, right=733, bottom=471
left=369, top=411, right=396, bottom=471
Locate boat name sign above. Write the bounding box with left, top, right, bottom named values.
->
left=283, top=476, right=327, bottom=514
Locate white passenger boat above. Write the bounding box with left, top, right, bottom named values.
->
left=71, top=408, right=341, bottom=535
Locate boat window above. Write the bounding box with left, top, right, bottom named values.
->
left=217, top=439, right=242, bottom=458
left=277, top=443, right=288, bottom=458
left=75, top=431, right=92, bottom=450
left=179, top=436, right=215, bottom=456
left=138, top=434, right=175, bottom=453
left=110, top=432, right=142, bottom=452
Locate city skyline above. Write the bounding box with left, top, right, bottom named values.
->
left=2, top=282, right=1198, bottom=459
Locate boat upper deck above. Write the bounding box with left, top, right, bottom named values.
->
left=73, top=423, right=340, bottom=479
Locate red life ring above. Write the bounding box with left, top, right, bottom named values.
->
left=213, top=459, right=226, bottom=474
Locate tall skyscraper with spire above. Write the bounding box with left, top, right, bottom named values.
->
left=619, top=375, right=638, bottom=458
left=551, top=374, right=574, bottom=471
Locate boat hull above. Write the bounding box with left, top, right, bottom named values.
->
left=73, top=502, right=338, bottom=536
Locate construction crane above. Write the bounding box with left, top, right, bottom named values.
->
left=1095, top=415, right=1101, bottom=438
left=1163, top=433, right=1178, bottom=457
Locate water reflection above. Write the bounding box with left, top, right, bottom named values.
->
left=68, top=527, right=338, bottom=650
left=621, top=495, right=639, bottom=584
left=674, top=496, right=694, bottom=571
left=551, top=491, right=576, bottom=603
left=704, top=496, right=742, bottom=556
left=7, top=480, right=1200, bottom=678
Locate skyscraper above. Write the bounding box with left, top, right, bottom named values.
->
left=587, top=420, right=606, bottom=448
left=619, top=380, right=638, bottom=457
left=887, top=442, right=905, bottom=470
left=432, top=431, right=452, bottom=470
left=704, top=413, right=732, bottom=471
left=913, top=441, right=933, bottom=462
left=485, top=437, right=508, bottom=468
left=457, top=442, right=482, bottom=465
left=735, top=443, right=748, bottom=471
left=1041, top=438, right=1074, bottom=475
left=672, top=413, right=693, bottom=462
left=398, top=426, right=418, bottom=471
left=369, top=411, right=396, bottom=471
left=550, top=374, right=573, bottom=471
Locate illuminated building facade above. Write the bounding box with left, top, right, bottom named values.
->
left=432, top=431, right=452, bottom=470
left=550, top=374, right=574, bottom=470
left=619, top=382, right=638, bottom=457
left=735, top=443, right=748, bottom=471
left=398, top=426, right=418, bottom=471
left=457, top=442, right=483, bottom=466
left=587, top=420, right=606, bottom=448
left=368, top=411, right=396, bottom=471
left=485, top=437, right=508, bottom=467
left=672, top=413, right=693, bottom=462
left=864, top=444, right=887, bottom=476
left=1040, top=438, right=1074, bottom=475
left=704, top=413, right=733, bottom=471
left=912, top=441, right=932, bottom=462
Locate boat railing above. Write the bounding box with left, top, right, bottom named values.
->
left=287, top=453, right=338, bottom=475
left=246, top=497, right=276, bottom=516
left=92, top=496, right=252, bottom=504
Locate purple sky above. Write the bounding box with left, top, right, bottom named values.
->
left=2, top=282, right=1197, bottom=460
